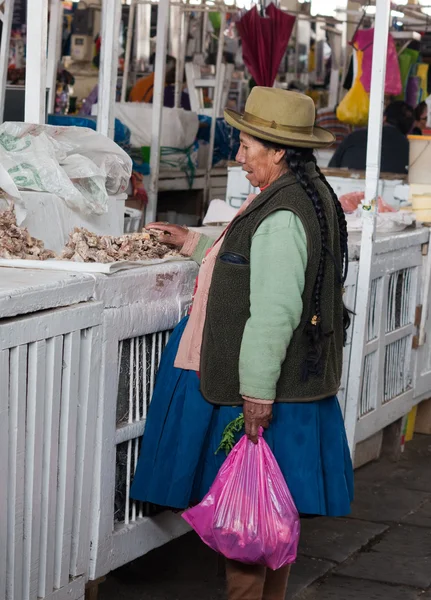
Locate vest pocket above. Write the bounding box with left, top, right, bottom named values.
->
left=219, top=252, right=250, bottom=265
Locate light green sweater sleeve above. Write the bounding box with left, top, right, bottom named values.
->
left=191, top=235, right=214, bottom=265
left=239, top=210, right=308, bottom=400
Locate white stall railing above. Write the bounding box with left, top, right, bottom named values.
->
left=89, top=263, right=197, bottom=581
left=345, top=229, right=429, bottom=446
left=0, top=301, right=102, bottom=600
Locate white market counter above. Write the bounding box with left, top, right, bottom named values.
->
left=0, top=260, right=196, bottom=600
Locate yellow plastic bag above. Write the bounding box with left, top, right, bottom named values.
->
left=337, top=51, right=370, bottom=127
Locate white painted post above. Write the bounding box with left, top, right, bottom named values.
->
left=46, top=0, right=64, bottom=114
left=146, top=0, right=170, bottom=224
left=343, top=0, right=391, bottom=455
left=97, top=0, right=122, bottom=139
left=0, top=0, right=15, bottom=122
left=25, top=0, right=49, bottom=123
left=173, top=9, right=187, bottom=108
left=201, top=10, right=208, bottom=55
left=121, top=0, right=136, bottom=103
left=135, top=2, right=151, bottom=70
left=205, top=10, right=226, bottom=204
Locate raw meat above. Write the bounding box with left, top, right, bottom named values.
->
left=61, top=227, right=180, bottom=263
left=0, top=206, right=56, bottom=260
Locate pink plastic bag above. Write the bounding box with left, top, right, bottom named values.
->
left=182, top=431, right=300, bottom=570
left=354, top=29, right=402, bottom=96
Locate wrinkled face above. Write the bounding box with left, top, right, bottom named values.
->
left=235, top=132, right=282, bottom=189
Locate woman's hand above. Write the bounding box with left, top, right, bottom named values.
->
left=146, top=222, right=189, bottom=249
left=243, top=400, right=273, bottom=444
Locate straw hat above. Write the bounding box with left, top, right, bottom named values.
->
left=224, top=87, right=335, bottom=149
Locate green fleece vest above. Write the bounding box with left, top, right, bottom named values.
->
left=200, top=163, right=344, bottom=405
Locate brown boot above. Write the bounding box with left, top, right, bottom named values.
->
left=225, top=559, right=267, bottom=600
left=262, top=565, right=291, bottom=600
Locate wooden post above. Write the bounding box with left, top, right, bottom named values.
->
left=25, top=0, right=49, bottom=123
left=0, top=0, right=15, bottom=122
left=146, top=0, right=170, bottom=223
left=121, top=0, right=136, bottom=103
left=97, top=0, right=122, bottom=139
left=46, top=0, right=64, bottom=114
left=344, top=0, right=391, bottom=457
left=205, top=10, right=226, bottom=207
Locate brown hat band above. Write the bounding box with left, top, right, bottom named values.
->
left=243, top=111, right=314, bottom=136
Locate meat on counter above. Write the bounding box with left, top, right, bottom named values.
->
left=0, top=206, right=56, bottom=260
left=61, top=227, right=180, bottom=263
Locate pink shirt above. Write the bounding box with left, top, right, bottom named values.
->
left=174, top=194, right=256, bottom=372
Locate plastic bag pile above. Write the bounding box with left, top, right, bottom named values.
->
left=0, top=123, right=132, bottom=216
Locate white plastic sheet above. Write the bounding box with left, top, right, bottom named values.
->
left=93, top=103, right=199, bottom=149
left=0, top=123, right=132, bottom=215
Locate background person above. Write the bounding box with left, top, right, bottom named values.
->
left=329, top=100, right=414, bottom=174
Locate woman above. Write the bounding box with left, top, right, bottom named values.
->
left=412, top=101, right=428, bottom=135
left=131, top=87, right=354, bottom=600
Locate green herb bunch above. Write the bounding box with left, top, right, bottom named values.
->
left=215, top=413, right=245, bottom=455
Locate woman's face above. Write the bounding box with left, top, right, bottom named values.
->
left=418, top=108, right=428, bottom=131
left=235, top=132, right=286, bottom=189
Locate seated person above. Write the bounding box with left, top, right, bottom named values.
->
left=80, top=53, right=190, bottom=116
left=129, top=54, right=191, bottom=110
left=315, top=105, right=351, bottom=149
left=329, top=101, right=414, bottom=174
left=411, top=101, right=428, bottom=135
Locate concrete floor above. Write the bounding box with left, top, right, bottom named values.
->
left=99, top=434, right=431, bottom=600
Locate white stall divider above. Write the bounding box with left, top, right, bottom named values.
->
left=89, top=263, right=197, bottom=580
left=0, top=300, right=102, bottom=600
left=343, top=0, right=391, bottom=455
left=98, top=0, right=122, bottom=139
left=25, top=0, right=48, bottom=124
left=147, top=0, right=170, bottom=224
left=0, top=0, right=14, bottom=122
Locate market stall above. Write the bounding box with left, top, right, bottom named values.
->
left=1, top=0, right=431, bottom=599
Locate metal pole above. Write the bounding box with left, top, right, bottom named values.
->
left=121, top=0, right=136, bottom=103
left=46, top=0, right=64, bottom=114
left=344, top=0, right=391, bottom=456
left=146, top=0, right=170, bottom=224
left=205, top=10, right=226, bottom=205
left=25, top=0, right=49, bottom=123
left=0, top=0, right=14, bottom=122
left=97, top=0, right=121, bottom=139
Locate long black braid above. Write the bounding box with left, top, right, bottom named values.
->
left=256, top=138, right=350, bottom=378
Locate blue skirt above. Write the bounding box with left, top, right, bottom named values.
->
left=131, top=318, right=354, bottom=516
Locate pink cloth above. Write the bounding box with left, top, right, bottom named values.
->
left=174, top=194, right=256, bottom=372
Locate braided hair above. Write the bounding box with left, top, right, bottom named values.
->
left=256, top=138, right=350, bottom=378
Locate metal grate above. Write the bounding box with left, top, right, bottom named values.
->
left=367, top=278, right=381, bottom=341
left=384, top=337, right=412, bottom=402
left=359, top=352, right=378, bottom=417
left=386, top=268, right=414, bottom=333
left=115, top=331, right=171, bottom=525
